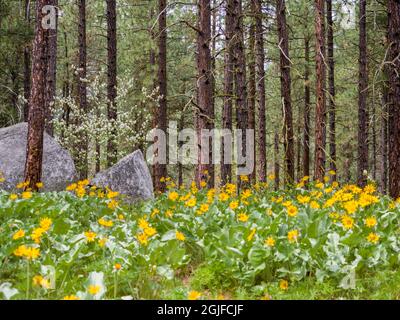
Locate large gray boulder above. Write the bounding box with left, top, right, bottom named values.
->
left=0, top=122, right=77, bottom=191
left=92, top=150, right=154, bottom=202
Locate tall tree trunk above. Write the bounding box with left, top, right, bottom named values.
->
left=24, top=0, right=50, bottom=190
left=388, top=0, right=400, bottom=199
left=372, top=103, right=377, bottom=180
left=221, top=0, right=234, bottom=185
left=23, top=0, right=31, bottom=122
left=106, top=0, right=117, bottom=167
left=303, top=36, right=311, bottom=178
left=77, top=0, right=88, bottom=179
left=154, top=0, right=168, bottom=192
left=61, top=32, right=70, bottom=139
left=196, top=0, right=213, bottom=186
left=276, top=0, right=294, bottom=184
left=357, top=0, right=369, bottom=187
left=380, top=88, right=388, bottom=194
left=44, top=0, right=58, bottom=136
left=296, top=107, right=301, bottom=181
left=327, top=0, right=336, bottom=179
left=248, top=11, right=256, bottom=183
left=313, top=0, right=326, bottom=181
left=274, top=132, right=280, bottom=190
left=209, top=0, right=217, bottom=187
left=233, top=0, right=248, bottom=186
left=254, top=0, right=266, bottom=182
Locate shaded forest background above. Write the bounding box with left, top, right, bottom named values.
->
left=0, top=0, right=399, bottom=197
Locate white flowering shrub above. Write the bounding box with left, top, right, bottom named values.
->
left=52, top=72, right=157, bottom=174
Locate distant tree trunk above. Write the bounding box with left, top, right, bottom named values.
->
left=23, top=0, right=31, bottom=122
left=195, top=0, right=213, bottom=186
left=276, top=0, right=294, bottom=184
left=221, top=0, right=234, bottom=185
left=233, top=0, right=248, bottom=186
left=154, top=0, right=168, bottom=192
left=357, top=0, right=369, bottom=187
left=274, top=132, right=280, bottom=190
left=209, top=0, right=217, bottom=187
left=106, top=0, right=117, bottom=167
left=388, top=0, right=400, bottom=198
left=178, top=112, right=184, bottom=187
left=254, top=0, right=266, bottom=182
left=296, top=108, right=301, bottom=181
left=248, top=13, right=256, bottom=183
left=380, top=88, right=388, bottom=194
left=327, top=0, right=336, bottom=179
left=24, top=0, right=51, bottom=190
left=61, top=32, right=70, bottom=140
left=44, top=0, right=58, bottom=136
left=77, top=0, right=88, bottom=179
left=313, top=0, right=326, bottom=181
left=371, top=103, right=377, bottom=180
left=303, top=36, right=311, bottom=178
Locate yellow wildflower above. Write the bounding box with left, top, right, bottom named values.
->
left=12, top=229, right=25, bottom=240
left=22, top=191, right=32, bottom=199
left=247, top=228, right=256, bottom=242
left=287, top=229, right=299, bottom=243
left=9, top=193, right=18, bottom=200
left=84, top=231, right=97, bottom=242
left=279, top=279, right=289, bottom=290
left=168, top=191, right=179, bottom=201
left=287, top=205, right=298, bottom=217
left=176, top=231, right=185, bottom=241
left=364, top=216, right=377, bottom=228
left=87, top=285, right=101, bottom=295
left=63, top=295, right=79, bottom=300
left=367, top=232, right=380, bottom=244
left=229, top=200, right=239, bottom=210
left=237, top=213, right=249, bottom=222
left=188, top=291, right=201, bottom=300
left=341, top=215, right=354, bottom=230
left=264, top=237, right=275, bottom=247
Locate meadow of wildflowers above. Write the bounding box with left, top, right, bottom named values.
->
left=1, top=171, right=400, bottom=300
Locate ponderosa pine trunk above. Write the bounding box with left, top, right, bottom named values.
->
left=77, top=0, right=88, bottom=179
left=154, top=0, right=168, bottom=192
left=327, top=0, right=336, bottom=179
left=24, top=0, right=51, bottom=190
left=44, top=0, right=57, bottom=136
left=357, top=0, right=369, bottom=187
left=388, top=0, right=400, bottom=199
left=380, top=88, right=388, bottom=194
left=23, top=0, right=31, bottom=122
left=106, top=0, right=117, bottom=167
left=254, top=0, right=267, bottom=182
left=233, top=0, right=248, bottom=186
left=221, top=0, right=234, bottom=185
left=313, top=0, right=326, bottom=181
left=276, top=0, right=294, bottom=184
left=303, top=36, right=311, bottom=178
left=248, top=13, right=256, bottom=183
left=196, top=0, right=213, bottom=186
left=274, top=131, right=280, bottom=190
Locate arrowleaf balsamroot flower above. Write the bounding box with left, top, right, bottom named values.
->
left=176, top=231, right=185, bottom=241
left=188, top=291, right=201, bottom=300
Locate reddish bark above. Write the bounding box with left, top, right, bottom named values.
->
left=357, top=0, right=369, bottom=187
left=276, top=0, right=294, bottom=184
left=313, top=0, right=326, bottom=181
left=388, top=0, right=400, bottom=198
left=106, top=0, right=118, bottom=167
left=24, top=0, right=51, bottom=190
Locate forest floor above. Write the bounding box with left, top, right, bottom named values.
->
left=1, top=175, right=400, bottom=300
